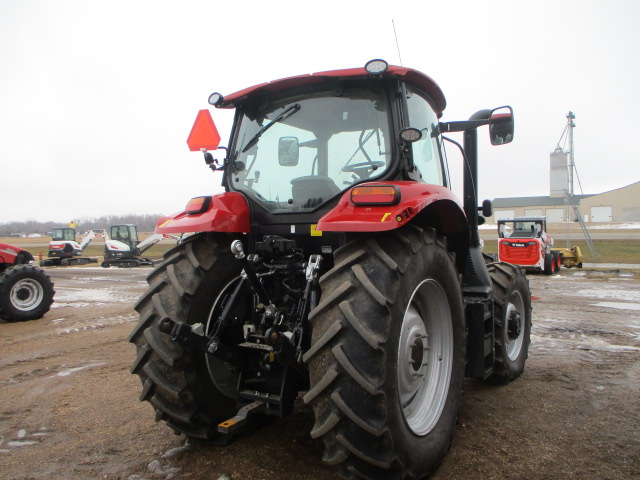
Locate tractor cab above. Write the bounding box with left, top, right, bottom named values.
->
left=52, top=227, right=76, bottom=242
left=104, top=224, right=141, bottom=261
left=170, top=60, right=512, bottom=274
left=48, top=227, right=81, bottom=258
left=498, top=218, right=546, bottom=239
left=109, top=225, right=139, bottom=251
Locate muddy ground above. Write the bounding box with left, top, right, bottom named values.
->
left=1, top=266, right=638, bottom=480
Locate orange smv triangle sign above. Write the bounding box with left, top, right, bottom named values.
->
left=187, top=109, right=221, bottom=152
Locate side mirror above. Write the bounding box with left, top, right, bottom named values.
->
left=489, top=106, right=514, bottom=145
left=278, top=137, right=299, bottom=166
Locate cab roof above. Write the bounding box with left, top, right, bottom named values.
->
left=220, top=64, right=447, bottom=114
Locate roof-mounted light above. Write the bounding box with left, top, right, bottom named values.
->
left=351, top=185, right=400, bottom=206
left=364, top=59, right=388, bottom=75
left=208, top=92, right=224, bottom=106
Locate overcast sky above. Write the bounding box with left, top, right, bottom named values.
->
left=1, top=0, right=638, bottom=224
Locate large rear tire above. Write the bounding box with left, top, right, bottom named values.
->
left=0, top=265, right=55, bottom=322
left=304, top=225, right=465, bottom=479
left=487, top=262, right=532, bottom=383
left=128, top=233, right=241, bottom=440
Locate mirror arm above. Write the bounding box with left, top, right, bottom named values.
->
left=439, top=119, right=490, bottom=133
left=203, top=146, right=228, bottom=172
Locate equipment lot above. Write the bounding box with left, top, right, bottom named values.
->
left=1, top=266, right=638, bottom=479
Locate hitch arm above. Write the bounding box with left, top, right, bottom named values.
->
left=158, top=318, right=235, bottom=362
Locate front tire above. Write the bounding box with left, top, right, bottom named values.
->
left=128, top=233, right=240, bottom=440
left=0, top=265, right=55, bottom=322
left=487, top=262, right=532, bottom=383
left=543, top=252, right=556, bottom=275
left=304, top=225, right=465, bottom=479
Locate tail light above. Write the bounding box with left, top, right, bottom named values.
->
left=351, top=185, right=400, bottom=206
left=185, top=196, right=212, bottom=214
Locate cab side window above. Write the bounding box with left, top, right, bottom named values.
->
left=406, top=90, right=445, bottom=186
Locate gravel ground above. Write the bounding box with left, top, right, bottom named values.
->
left=0, top=266, right=638, bottom=479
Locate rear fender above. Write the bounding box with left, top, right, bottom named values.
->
left=155, top=192, right=251, bottom=234
left=0, top=243, right=23, bottom=265
left=317, top=182, right=467, bottom=234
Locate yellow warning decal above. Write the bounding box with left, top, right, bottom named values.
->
left=381, top=213, right=392, bottom=222
left=311, top=224, right=322, bottom=236
left=159, top=219, right=172, bottom=228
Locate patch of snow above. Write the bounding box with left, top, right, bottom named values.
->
left=52, top=287, right=139, bottom=304
left=479, top=223, right=502, bottom=230
left=592, top=302, right=640, bottom=311
left=7, top=440, right=37, bottom=447
left=148, top=459, right=181, bottom=479
left=531, top=333, right=640, bottom=353
left=52, top=362, right=105, bottom=378
left=588, top=222, right=640, bottom=230
left=573, top=288, right=640, bottom=302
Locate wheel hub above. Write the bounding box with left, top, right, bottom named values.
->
left=410, top=335, right=426, bottom=371
left=16, top=287, right=30, bottom=301
left=10, top=279, right=44, bottom=312
left=507, top=311, right=522, bottom=339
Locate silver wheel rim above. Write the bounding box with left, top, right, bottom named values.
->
left=10, top=278, right=44, bottom=311
left=398, top=279, right=453, bottom=436
left=505, top=291, right=525, bottom=361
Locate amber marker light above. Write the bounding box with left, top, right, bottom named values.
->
left=351, top=185, right=400, bottom=206
left=185, top=196, right=212, bottom=214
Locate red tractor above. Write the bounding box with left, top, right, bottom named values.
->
left=129, top=59, right=531, bottom=479
left=497, top=217, right=562, bottom=274
left=0, top=243, right=55, bottom=322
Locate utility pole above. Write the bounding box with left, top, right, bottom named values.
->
left=564, top=111, right=598, bottom=259
left=565, top=112, right=575, bottom=247
left=567, top=111, right=576, bottom=196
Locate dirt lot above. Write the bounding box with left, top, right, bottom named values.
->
left=1, top=266, right=638, bottom=480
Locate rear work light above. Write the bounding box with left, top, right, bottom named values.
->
left=365, top=59, right=389, bottom=75
left=185, top=196, right=212, bottom=214
left=351, top=185, right=400, bottom=206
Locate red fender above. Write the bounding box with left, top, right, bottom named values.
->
left=317, top=182, right=466, bottom=233
left=155, top=192, right=251, bottom=234
left=0, top=243, right=31, bottom=265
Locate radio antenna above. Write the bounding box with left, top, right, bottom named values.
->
left=392, top=20, right=403, bottom=66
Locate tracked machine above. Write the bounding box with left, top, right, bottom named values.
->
left=102, top=224, right=177, bottom=268
left=40, top=227, right=99, bottom=266
left=129, top=59, right=532, bottom=479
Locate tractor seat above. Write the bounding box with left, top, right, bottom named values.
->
left=290, top=176, right=341, bottom=208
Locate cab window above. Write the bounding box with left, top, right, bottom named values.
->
left=406, top=89, right=445, bottom=186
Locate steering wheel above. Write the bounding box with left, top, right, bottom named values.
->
left=341, top=161, right=385, bottom=173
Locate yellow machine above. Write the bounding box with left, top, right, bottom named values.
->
left=552, top=246, right=584, bottom=268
